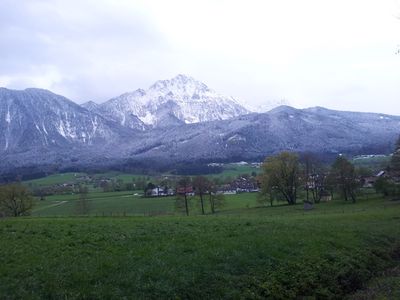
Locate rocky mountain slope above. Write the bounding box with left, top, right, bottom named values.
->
left=0, top=88, right=130, bottom=153
left=88, top=74, right=250, bottom=129
left=115, top=105, right=399, bottom=163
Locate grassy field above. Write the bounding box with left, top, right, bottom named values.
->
left=24, top=172, right=85, bottom=186
left=1, top=193, right=400, bottom=299
left=352, top=155, right=391, bottom=171
left=23, top=163, right=260, bottom=187
left=208, top=163, right=260, bottom=179
left=32, top=192, right=259, bottom=217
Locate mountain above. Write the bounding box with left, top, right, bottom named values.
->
left=81, top=100, right=100, bottom=111
left=250, top=99, right=291, bottom=113
left=0, top=88, right=131, bottom=153
left=1, top=86, right=399, bottom=177
left=93, top=74, right=250, bottom=128
left=115, top=105, right=400, bottom=164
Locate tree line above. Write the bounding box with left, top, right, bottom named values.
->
left=174, top=176, right=225, bottom=216
left=259, top=136, right=400, bottom=206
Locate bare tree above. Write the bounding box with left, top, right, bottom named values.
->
left=207, top=179, right=225, bottom=213
left=329, top=156, right=359, bottom=203
left=74, top=185, right=90, bottom=215
left=0, top=183, right=34, bottom=217
left=176, top=177, right=192, bottom=216
left=301, top=153, right=327, bottom=203
left=193, top=176, right=210, bottom=215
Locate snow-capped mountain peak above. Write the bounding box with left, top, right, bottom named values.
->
left=97, top=75, right=250, bottom=127
left=149, top=74, right=209, bottom=95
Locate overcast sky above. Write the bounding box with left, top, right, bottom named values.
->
left=1, top=0, right=400, bottom=114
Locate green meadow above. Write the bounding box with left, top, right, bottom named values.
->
left=1, top=191, right=400, bottom=299
left=32, top=192, right=259, bottom=217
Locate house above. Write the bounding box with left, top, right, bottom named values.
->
left=150, top=187, right=175, bottom=197
left=230, top=177, right=260, bottom=193
left=176, top=186, right=195, bottom=196
left=150, top=187, right=164, bottom=197
left=362, top=170, right=386, bottom=188
left=217, top=184, right=237, bottom=194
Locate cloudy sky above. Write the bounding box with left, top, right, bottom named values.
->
left=1, top=0, right=400, bottom=114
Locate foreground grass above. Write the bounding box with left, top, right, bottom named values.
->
left=349, top=264, right=400, bottom=299
left=1, top=197, right=400, bottom=299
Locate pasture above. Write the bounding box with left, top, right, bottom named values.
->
left=32, top=192, right=259, bottom=217
left=1, top=193, right=400, bottom=299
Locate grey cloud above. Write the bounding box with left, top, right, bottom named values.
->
left=0, top=0, right=168, bottom=101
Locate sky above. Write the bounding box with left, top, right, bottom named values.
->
left=1, top=0, right=400, bottom=114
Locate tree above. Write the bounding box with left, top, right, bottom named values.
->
left=375, top=136, right=400, bottom=198
left=301, top=153, right=327, bottom=203
left=257, top=183, right=275, bottom=207
left=260, top=152, right=300, bottom=205
left=176, top=177, right=192, bottom=216
left=74, top=185, right=90, bottom=215
left=309, top=172, right=327, bottom=203
left=193, top=176, right=210, bottom=215
left=0, top=183, right=34, bottom=217
left=374, top=177, right=400, bottom=198
left=388, top=136, right=400, bottom=178
left=144, top=182, right=156, bottom=197
left=329, top=156, right=358, bottom=203
left=301, top=152, right=314, bottom=202
left=207, top=179, right=225, bottom=213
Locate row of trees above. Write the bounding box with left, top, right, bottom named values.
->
left=260, top=135, right=400, bottom=206
left=259, top=152, right=360, bottom=206
left=175, top=176, right=225, bottom=216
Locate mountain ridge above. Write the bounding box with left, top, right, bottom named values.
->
left=88, top=74, right=250, bottom=128
left=1, top=81, right=399, bottom=176
left=0, top=87, right=133, bottom=153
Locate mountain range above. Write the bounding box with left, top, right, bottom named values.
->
left=0, top=74, right=399, bottom=177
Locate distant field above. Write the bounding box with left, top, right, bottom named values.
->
left=1, top=195, right=399, bottom=299
left=22, top=163, right=260, bottom=187
left=352, top=154, right=391, bottom=171
left=207, top=163, right=260, bottom=179
left=32, top=192, right=259, bottom=217
left=24, top=172, right=85, bottom=186
left=23, top=163, right=262, bottom=217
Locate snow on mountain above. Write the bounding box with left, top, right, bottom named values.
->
left=81, top=100, right=100, bottom=111
left=1, top=99, right=400, bottom=174
left=0, top=88, right=125, bottom=152
left=248, top=99, right=291, bottom=113
left=97, top=74, right=250, bottom=128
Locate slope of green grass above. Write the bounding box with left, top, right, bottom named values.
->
left=352, top=155, right=390, bottom=171
left=1, top=196, right=400, bottom=299
left=24, top=172, right=84, bottom=186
